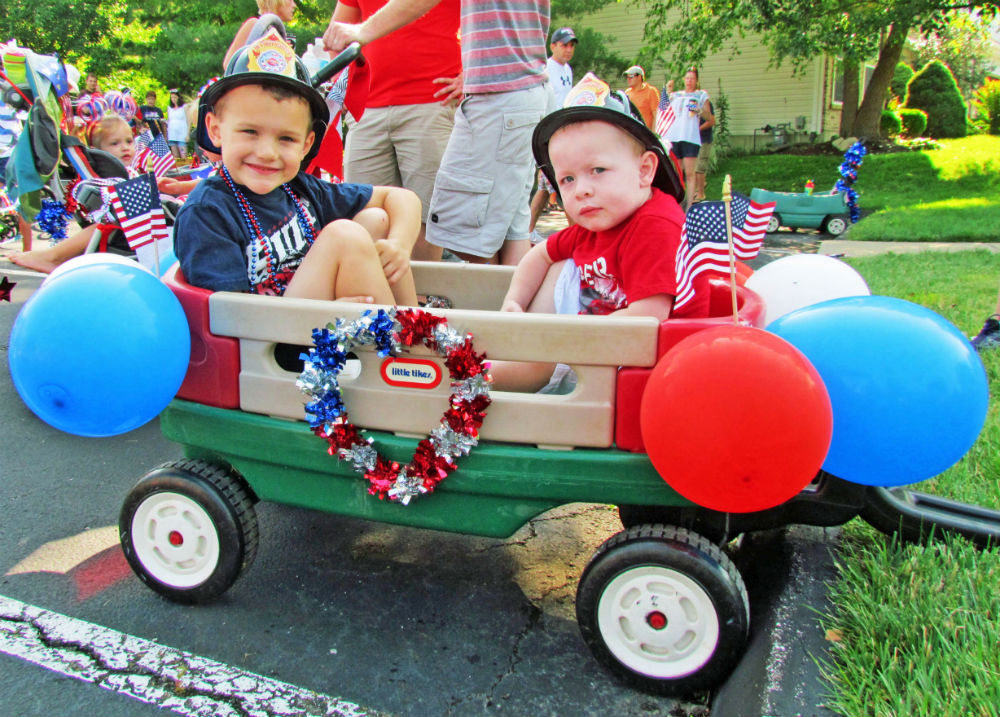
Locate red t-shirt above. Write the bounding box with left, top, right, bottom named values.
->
left=340, top=0, right=461, bottom=107
left=545, top=188, right=710, bottom=318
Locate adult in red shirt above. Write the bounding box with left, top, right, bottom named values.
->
left=330, top=0, right=461, bottom=260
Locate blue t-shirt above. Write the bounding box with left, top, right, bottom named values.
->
left=175, top=172, right=373, bottom=293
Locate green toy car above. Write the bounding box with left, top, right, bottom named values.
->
left=750, top=187, right=851, bottom=236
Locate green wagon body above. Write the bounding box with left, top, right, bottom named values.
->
left=163, top=400, right=690, bottom=539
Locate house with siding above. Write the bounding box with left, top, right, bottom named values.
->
left=561, top=2, right=846, bottom=150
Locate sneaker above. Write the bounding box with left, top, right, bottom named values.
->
left=529, top=229, right=545, bottom=244
left=970, top=314, right=1000, bottom=351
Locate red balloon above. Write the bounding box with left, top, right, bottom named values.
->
left=639, top=325, right=832, bottom=514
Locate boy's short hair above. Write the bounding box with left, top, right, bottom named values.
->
left=532, top=73, right=684, bottom=203
left=196, top=28, right=329, bottom=164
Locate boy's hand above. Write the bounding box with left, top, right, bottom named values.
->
left=501, top=298, right=525, bottom=313
left=375, top=238, right=411, bottom=285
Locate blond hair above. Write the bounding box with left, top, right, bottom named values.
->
left=86, top=114, right=131, bottom=149
left=256, top=0, right=282, bottom=13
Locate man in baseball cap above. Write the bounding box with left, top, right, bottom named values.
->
left=551, top=27, right=578, bottom=45
left=624, top=65, right=659, bottom=130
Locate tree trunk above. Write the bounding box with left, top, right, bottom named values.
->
left=851, top=22, right=910, bottom=138
left=839, top=59, right=860, bottom=137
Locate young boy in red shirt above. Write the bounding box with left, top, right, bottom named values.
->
left=494, top=74, right=709, bottom=392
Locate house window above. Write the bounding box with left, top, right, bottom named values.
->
left=831, top=59, right=875, bottom=107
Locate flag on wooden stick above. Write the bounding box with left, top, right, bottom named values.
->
left=106, top=173, right=170, bottom=250
left=674, top=191, right=775, bottom=310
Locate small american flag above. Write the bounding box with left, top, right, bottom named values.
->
left=133, top=130, right=176, bottom=179
left=655, top=88, right=676, bottom=137
left=107, top=173, right=170, bottom=250
left=674, top=192, right=776, bottom=310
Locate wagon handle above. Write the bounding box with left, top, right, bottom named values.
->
left=722, top=175, right=739, bottom=325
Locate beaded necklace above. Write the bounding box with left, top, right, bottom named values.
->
left=220, top=165, right=316, bottom=295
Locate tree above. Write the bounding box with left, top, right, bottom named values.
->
left=904, top=59, right=968, bottom=137
left=890, top=63, right=915, bottom=102
left=910, top=11, right=994, bottom=101
left=0, top=0, right=126, bottom=63
left=637, top=0, right=999, bottom=140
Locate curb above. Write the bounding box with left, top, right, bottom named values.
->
left=711, top=526, right=844, bottom=717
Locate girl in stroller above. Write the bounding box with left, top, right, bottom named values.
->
left=10, top=115, right=197, bottom=273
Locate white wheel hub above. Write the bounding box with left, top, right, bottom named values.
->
left=597, top=566, right=720, bottom=678
left=131, top=491, right=221, bottom=588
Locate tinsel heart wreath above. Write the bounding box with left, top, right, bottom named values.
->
left=298, top=308, right=491, bottom=505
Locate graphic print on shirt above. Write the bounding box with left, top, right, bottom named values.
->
left=578, top=255, right=627, bottom=314
left=245, top=199, right=318, bottom=295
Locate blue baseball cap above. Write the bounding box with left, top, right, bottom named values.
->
left=551, top=27, right=578, bottom=45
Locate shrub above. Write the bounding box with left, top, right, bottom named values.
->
left=904, top=60, right=968, bottom=138
left=890, top=63, right=914, bottom=101
left=880, top=110, right=902, bottom=136
left=972, top=79, right=1000, bottom=135
left=898, top=108, right=928, bottom=138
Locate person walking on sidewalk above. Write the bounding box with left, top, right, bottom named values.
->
left=528, top=26, right=578, bottom=244
left=624, top=65, right=658, bottom=130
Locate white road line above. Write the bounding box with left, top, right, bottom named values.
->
left=0, top=594, right=383, bottom=717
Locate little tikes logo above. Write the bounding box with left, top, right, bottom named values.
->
left=380, top=358, right=443, bottom=389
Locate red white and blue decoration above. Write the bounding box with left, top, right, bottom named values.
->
left=35, top=198, right=71, bottom=241
left=298, top=308, right=491, bottom=505
left=673, top=191, right=775, bottom=310
left=835, top=140, right=866, bottom=223
left=105, top=173, right=170, bottom=251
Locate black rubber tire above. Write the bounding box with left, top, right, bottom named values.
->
left=617, top=505, right=729, bottom=545
left=766, top=213, right=781, bottom=234
left=120, top=459, right=259, bottom=604
left=577, top=525, right=749, bottom=696
left=824, top=215, right=849, bottom=236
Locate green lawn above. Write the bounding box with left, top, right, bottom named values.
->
left=709, top=135, right=1000, bottom=242
left=818, top=251, right=1000, bottom=717
left=710, top=138, right=1000, bottom=714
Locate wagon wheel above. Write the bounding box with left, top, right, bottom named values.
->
left=617, top=505, right=729, bottom=545
left=823, top=215, right=849, bottom=236
left=576, top=525, right=749, bottom=695
left=120, top=459, right=259, bottom=604
left=766, top=213, right=781, bottom=234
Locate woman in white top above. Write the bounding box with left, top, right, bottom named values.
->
left=166, top=90, right=190, bottom=160
left=664, top=68, right=711, bottom=208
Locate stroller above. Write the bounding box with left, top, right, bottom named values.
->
left=1, top=43, right=178, bottom=269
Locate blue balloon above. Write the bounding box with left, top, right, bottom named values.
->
left=768, top=295, right=988, bottom=486
left=9, top=263, right=191, bottom=437
left=157, top=247, right=178, bottom=276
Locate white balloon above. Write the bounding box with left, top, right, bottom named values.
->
left=746, top=254, right=870, bottom=326
left=42, top=252, right=149, bottom=287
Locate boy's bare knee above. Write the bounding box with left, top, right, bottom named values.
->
left=314, top=220, right=378, bottom=257
left=354, top=207, right=390, bottom=239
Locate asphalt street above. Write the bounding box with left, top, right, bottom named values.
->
left=0, top=268, right=714, bottom=716
left=0, top=229, right=854, bottom=717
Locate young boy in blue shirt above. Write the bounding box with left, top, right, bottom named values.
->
left=175, top=31, right=420, bottom=305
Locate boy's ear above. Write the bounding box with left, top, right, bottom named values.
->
left=302, top=129, right=316, bottom=159
left=639, top=150, right=658, bottom=188
left=205, top=110, right=223, bottom=147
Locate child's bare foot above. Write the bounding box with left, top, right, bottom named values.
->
left=9, top=250, right=60, bottom=274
